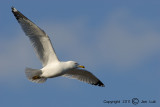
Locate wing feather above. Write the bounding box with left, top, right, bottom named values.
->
left=63, top=69, right=105, bottom=87
left=11, top=7, right=59, bottom=66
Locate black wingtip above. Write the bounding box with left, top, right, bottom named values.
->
left=11, top=6, right=17, bottom=12
left=94, top=80, right=105, bottom=87
left=11, top=7, right=29, bottom=21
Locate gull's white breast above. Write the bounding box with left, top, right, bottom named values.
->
left=41, top=62, right=65, bottom=78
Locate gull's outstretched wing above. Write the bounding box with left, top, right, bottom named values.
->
left=11, top=7, right=59, bottom=67
left=63, top=69, right=105, bottom=87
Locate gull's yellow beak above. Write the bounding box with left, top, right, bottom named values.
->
left=78, top=65, right=85, bottom=68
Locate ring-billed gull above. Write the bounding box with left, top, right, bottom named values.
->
left=11, top=7, right=105, bottom=87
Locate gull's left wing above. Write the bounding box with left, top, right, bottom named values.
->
left=63, top=69, right=105, bottom=87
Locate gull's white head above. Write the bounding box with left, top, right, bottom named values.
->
left=66, top=61, right=85, bottom=69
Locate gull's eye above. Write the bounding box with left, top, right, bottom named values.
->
left=75, top=63, right=78, bottom=65
left=75, top=63, right=79, bottom=66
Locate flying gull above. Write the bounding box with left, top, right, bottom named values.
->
left=11, top=7, right=105, bottom=87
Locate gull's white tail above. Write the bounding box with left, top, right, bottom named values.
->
left=25, top=68, right=47, bottom=83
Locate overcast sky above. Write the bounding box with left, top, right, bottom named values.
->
left=0, top=0, right=160, bottom=107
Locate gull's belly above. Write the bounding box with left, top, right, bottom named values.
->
left=41, top=64, right=64, bottom=78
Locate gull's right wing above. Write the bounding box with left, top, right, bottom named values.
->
left=11, top=7, right=59, bottom=67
